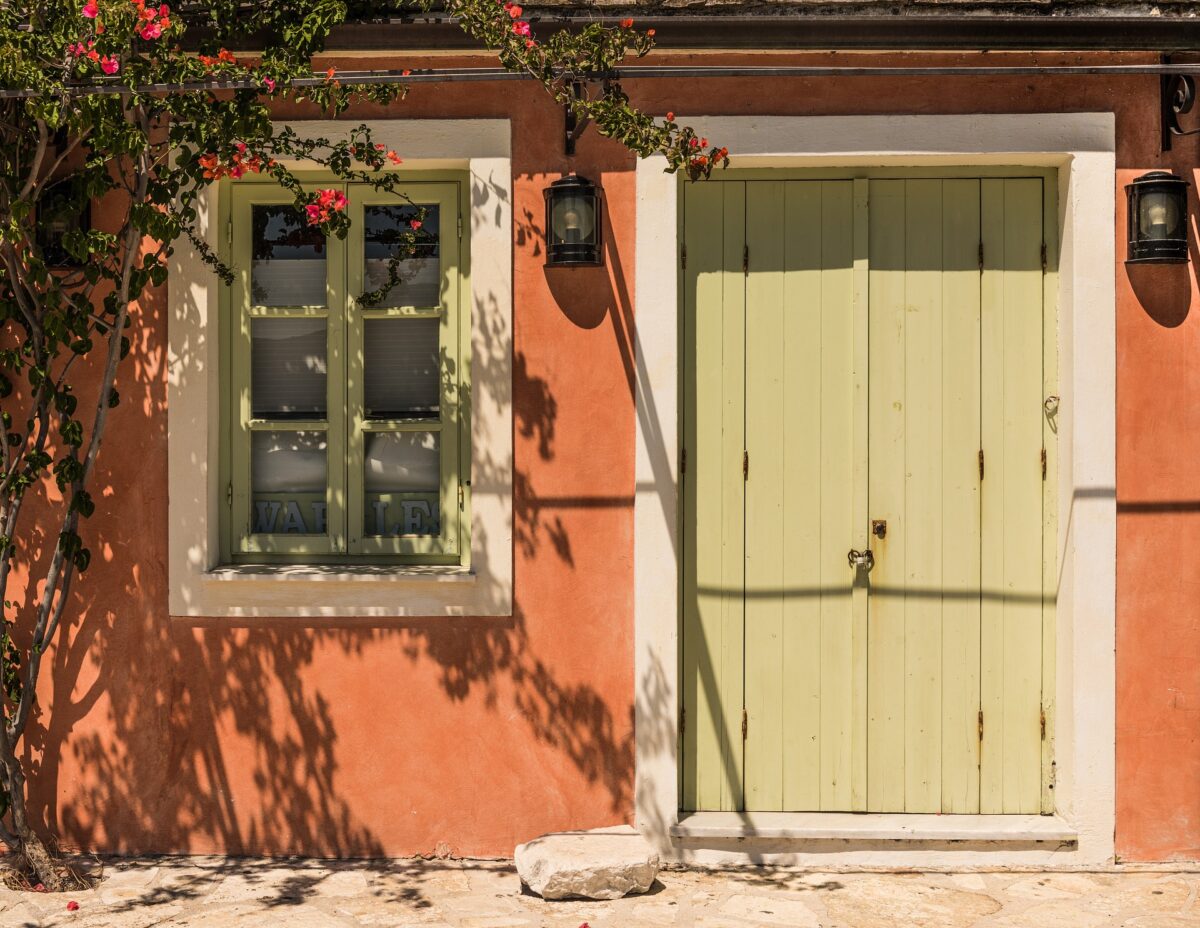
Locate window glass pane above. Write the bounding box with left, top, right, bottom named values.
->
left=363, top=204, right=440, bottom=307
left=251, top=318, right=327, bottom=419
left=363, top=432, right=440, bottom=536
left=364, top=317, right=440, bottom=418
left=251, top=430, right=327, bottom=534
left=252, top=205, right=326, bottom=306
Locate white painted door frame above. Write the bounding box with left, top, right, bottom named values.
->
left=633, top=113, right=1116, bottom=866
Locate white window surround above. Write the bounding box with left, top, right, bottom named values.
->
left=634, top=113, right=1116, bottom=865
left=168, top=119, right=513, bottom=617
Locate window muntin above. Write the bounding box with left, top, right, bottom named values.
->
left=225, top=181, right=464, bottom=564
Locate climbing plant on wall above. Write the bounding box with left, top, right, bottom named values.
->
left=0, top=0, right=726, bottom=890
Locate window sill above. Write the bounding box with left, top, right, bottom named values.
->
left=205, top=564, right=476, bottom=583
left=169, top=561, right=507, bottom=618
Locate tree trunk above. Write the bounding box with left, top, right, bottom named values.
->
left=15, top=826, right=63, bottom=892
left=2, top=761, right=64, bottom=891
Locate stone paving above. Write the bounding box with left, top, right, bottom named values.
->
left=0, top=858, right=1198, bottom=927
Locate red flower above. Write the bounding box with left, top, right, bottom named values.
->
left=647, top=28, right=656, bottom=36
left=620, top=17, right=633, bottom=27
left=409, top=219, right=422, bottom=230
left=140, top=22, right=162, bottom=39
left=100, top=55, right=119, bottom=74
left=386, top=150, right=403, bottom=165
left=512, top=20, right=531, bottom=36
left=67, top=901, right=80, bottom=912
left=508, top=4, right=522, bottom=16
left=81, top=0, right=98, bottom=18
left=700, top=137, right=708, bottom=147
left=666, top=111, right=674, bottom=121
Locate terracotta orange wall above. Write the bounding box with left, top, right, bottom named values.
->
left=23, top=49, right=1200, bottom=860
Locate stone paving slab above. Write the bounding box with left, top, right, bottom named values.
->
left=0, top=858, right=1198, bottom=927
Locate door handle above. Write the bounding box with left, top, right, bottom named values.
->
left=847, top=548, right=874, bottom=571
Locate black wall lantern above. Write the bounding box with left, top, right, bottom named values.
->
left=544, top=175, right=603, bottom=267
left=1126, top=171, right=1190, bottom=264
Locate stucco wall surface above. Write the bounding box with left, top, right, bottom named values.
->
left=15, top=50, right=1198, bottom=861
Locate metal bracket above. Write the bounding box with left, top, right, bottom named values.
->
left=1162, top=58, right=1200, bottom=152
left=564, top=80, right=592, bottom=156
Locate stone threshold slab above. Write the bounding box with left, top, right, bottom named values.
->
left=670, top=812, right=1078, bottom=843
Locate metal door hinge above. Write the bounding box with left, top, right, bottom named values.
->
left=458, top=484, right=465, bottom=510
left=680, top=705, right=686, bottom=736
left=978, top=241, right=984, bottom=271
left=680, top=242, right=687, bottom=270
left=1040, top=706, right=1047, bottom=740
left=1041, top=242, right=1048, bottom=272
left=978, top=709, right=985, bottom=742
left=226, top=481, right=232, bottom=507
left=743, top=449, right=749, bottom=480
left=978, top=449, right=985, bottom=481
left=680, top=447, right=687, bottom=475
left=458, top=214, right=463, bottom=241
left=743, top=244, right=749, bottom=275
left=741, top=708, right=748, bottom=741
left=1041, top=448, right=1047, bottom=480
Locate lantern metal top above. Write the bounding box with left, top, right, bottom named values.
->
left=1126, top=170, right=1190, bottom=193
left=544, top=174, right=599, bottom=197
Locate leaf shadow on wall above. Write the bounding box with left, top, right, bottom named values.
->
left=14, top=178, right=638, bottom=862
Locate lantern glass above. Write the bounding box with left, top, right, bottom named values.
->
left=550, top=194, right=596, bottom=246
left=1126, top=171, right=1190, bottom=264
left=544, top=175, right=603, bottom=266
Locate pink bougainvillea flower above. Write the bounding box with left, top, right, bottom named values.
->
left=409, top=219, right=422, bottom=230
left=100, top=55, right=119, bottom=74
left=66, top=901, right=80, bottom=912
left=508, top=3, right=522, bottom=16
left=689, top=136, right=699, bottom=147
left=263, top=77, right=276, bottom=92
left=512, top=20, right=531, bottom=36
left=305, top=203, right=322, bottom=223
left=140, top=22, right=162, bottom=39
left=620, top=17, right=633, bottom=27
left=386, top=150, right=403, bottom=165
left=82, top=0, right=99, bottom=18
left=525, top=38, right=536, bottom=48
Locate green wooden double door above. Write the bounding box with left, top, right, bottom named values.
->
left=681, top=175, right=1054, bottom=815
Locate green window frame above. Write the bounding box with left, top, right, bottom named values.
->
left=219, top=177, right=469, bottom=566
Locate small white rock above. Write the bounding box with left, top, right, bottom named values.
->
left=515, top=826, right=660, bottom=901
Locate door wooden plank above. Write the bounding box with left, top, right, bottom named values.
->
left=901, top=179, right=944, bottom=813
left=980, top=178, right=1044, bottom=814
left=778, top=182, right=824, bottom=810
left=745, top=182, right=788, bottom=811
left=850, top=178, right=871, bottom=811
left=939, top=179, right=983, bottom=814
left=815, top=181, right=857, bottom=810
left=1040, top=183, right=1059, bottom=815
left=867, top=179, right=908, bottom=812
left=682, top=181, right=746, bottom=811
